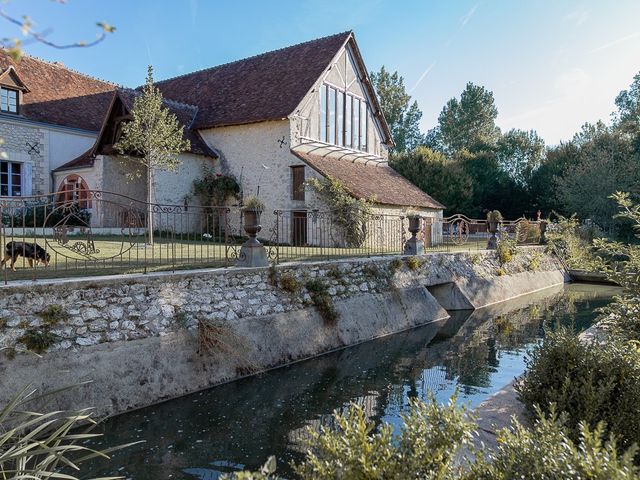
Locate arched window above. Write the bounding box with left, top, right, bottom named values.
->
left=56, top=174, right=91, bottom=209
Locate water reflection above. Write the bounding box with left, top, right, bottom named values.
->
left=83, top=284, right=617, bottom=480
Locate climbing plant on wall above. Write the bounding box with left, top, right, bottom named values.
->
left=306, top=177, right=373, bottom=248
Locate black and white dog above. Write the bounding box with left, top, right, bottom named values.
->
left=1, top=241, right=50, bottom=271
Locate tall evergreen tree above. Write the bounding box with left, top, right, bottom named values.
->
left=435, top=82, right=501, bottom=154
left=370, top=66, right=425, bottom=153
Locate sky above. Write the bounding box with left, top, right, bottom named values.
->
left=3, top=0, right=640, bottom=145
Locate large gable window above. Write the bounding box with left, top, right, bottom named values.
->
left=0, top=87, right=18, bottom=114
left=319, top=83, right=369, bottom=152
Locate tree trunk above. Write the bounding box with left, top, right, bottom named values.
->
left=147, top=165, right=154, bottom=245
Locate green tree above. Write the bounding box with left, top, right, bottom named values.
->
left=614, top=71, right=640, bottom=141
left=528, top=141, right=580, bottom=217
left=390, top=147, right=473, bottom=214
left=370, top=66, right=425, bottom=153
left=496, top=129, right=545, bottom=186
left=555, top=127, right=638, bottom=232
left=114, top=66, right=190, bottom=244
left=436, top=82, right=501, bottom=154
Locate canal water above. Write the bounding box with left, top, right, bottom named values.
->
left=83, top=284, right=618, bottom=480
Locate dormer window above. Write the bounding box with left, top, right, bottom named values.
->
left=0, top=87, right=18, bottom=114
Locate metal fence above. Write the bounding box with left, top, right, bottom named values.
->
left=0, top=191, right=543, bottom=284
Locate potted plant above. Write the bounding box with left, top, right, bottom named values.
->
left=242, top=196, right=265, bottom=237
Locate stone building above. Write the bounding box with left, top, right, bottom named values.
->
left=0, top=31, right=443, bottom=244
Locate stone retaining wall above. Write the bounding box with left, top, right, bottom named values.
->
left=0, top=247, right=565, bottom=417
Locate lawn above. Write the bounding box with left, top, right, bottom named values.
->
left=0, top=232, right=489, bottom=283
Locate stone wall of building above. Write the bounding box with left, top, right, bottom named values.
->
left=0, top=247, right=565, bottom=417
left=0, top=118, right=48, bottom=195
left=0, top=117, right=96, bottom=195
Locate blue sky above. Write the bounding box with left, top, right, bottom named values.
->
left=3, top=0, right=640, bottom=144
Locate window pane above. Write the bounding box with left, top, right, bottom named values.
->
left=7, top=90, right=17, bottom=112
left=0, top=162, right=7, bottom=174
left=328, top=87, right=336, bottom=144
left=361, top=103, right=368, bottom=152
left=336, top=92, right=344, bottom=146
left=353, top=98, right=360, bottom=150
left=320, top=85, right=327, bottom=142
left=11, top=163, right=20, bottom=174
left=0, top=89, right=7, bottom=112
left=345, top=96, right=352, bottom=148
left=1, top=186, right=7, bottom=196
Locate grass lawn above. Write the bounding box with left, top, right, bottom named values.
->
left=0, top=233, right=489, bottom=283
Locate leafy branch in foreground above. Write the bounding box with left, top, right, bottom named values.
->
left=0, top=384, right=139, bottom=479
left=0, top=1, right=115, bottom=60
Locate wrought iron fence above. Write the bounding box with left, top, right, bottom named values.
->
left=0, top=191, right=543, bottom=284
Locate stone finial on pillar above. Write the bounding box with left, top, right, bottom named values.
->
left=403, top=215, right=425, bottom=255
left=236, top=208, right=269, bottom=267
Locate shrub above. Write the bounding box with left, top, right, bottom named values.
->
left=546, top=213, right=604, bottom=270
left=279, top=272, right=300, bottom=294
left=361, top=263, right=380, bottom=280
left=527, top=251, right=543, bottom=271
left=305, top=279, right=338, bottom=325
left=469, top=406, right=639, bottom=479
left=224, top=397, right=638, bottom=479
left=291, top=395, right=474, bottom=480
left=516, top=329, right=640, bottom=450
left=37, top=304, right=69, bottom=325
left=496, top=229, right=517, bottom=265
left=405, top=256, right=423, bottom=270
left=388, top=258, right=403, bottom=274
left=18, top=327, right=57, bottom=354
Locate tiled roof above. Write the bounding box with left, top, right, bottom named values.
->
left=154, top=32, right=352, bottom=129
left=0, top=50, right=116, bottom=131
left=293, top=150, right=445, bottom=209
left=117, top=89, right=216, bottom=157
left=53, top=148, right=95, bottom=172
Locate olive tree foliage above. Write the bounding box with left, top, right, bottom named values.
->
left=222, top=395, right=638, bottom=480
left=0, top=0, right=115, bottom=61
left=370, top=66, right=425, bottom=153
left=595, top=192, right=640, bottom=341
left=114, top=66, right=190, bottom=244
left=434, top=82, right=502, bottom=154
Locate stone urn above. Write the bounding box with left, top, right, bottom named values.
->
left=486, top=211, right=502, bottom=250
left=243, top=209, right=262, bottom=237
left=403, top=215, right=424, bottom=255
left=237, top=208, right=268, bottom=267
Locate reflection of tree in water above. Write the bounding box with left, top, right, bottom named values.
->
left=441, top=296, right=570, bottom=389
